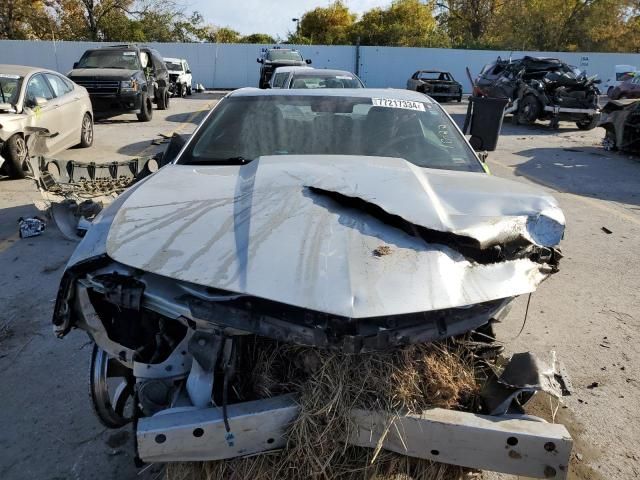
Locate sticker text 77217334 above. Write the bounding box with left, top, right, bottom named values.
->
left=371, top=98, right=426, bottom=111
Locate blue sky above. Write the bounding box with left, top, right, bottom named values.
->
left=187, top=0, right=392, bottom=38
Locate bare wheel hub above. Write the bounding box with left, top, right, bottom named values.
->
left=90, top=344, right=135, bottom=428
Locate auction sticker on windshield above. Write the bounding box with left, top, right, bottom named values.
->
left=372, top=98, right=426, bottom=111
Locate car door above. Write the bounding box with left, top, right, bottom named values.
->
left=23, top=73, right=61, bottom=153
left=44, top=73, right=83, bottom=150
left=183, top=60, right=192, bottom=87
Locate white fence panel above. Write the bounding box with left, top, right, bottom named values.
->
left=1, top=40, right=639, bottom=92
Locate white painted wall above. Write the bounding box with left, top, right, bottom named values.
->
left=1, top=40, right=639, bottom=92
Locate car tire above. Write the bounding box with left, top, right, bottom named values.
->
left=79, top=113, right=94, bottom=148
left=137, top=94, right=153, bottom=122
left=186, top=85, right=192, bottom=96
left=3, top=134, right=29, bottom=179
left=517, top=95, right=540, bottom=125
left=576, top=114, right=600, bottom=131
left=180, top=84, right=187, bottom=97
left=157, top=88, right=169, bottom=110
left=457, top=96, right=462, bottom=102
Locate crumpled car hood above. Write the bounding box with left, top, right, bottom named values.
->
left=102, top=155, right=564, bottom=318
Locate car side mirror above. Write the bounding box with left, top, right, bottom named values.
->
left=73, top=62, right=79, bottom=69
left=26, top=97, right=48, bottom=108
left=186, top=69, right=191, bottom=74
left=257, top=58, right=263, bottom=64
left=305, top=59, right=312, bottom=65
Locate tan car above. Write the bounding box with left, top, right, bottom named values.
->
left=0, top=65, right=94, bottom=178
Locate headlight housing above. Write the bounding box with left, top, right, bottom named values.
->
left=526, top=208, right=565, bottom=247
left=120, top=80, right=139, bottom=92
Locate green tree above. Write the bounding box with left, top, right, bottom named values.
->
left=0, top=0, right=55, bottom=39
left=436, top=0, right=502, bottom=48
left=296, top=0, right=355, bottom=45
left=240, top=33, right=276, bottom=44
left=352, top=0, right=449, bottom=47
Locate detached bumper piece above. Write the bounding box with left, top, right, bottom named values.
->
left=137, top=394, right=572, bottom=479
left=543, top=106, right=599, bottom=115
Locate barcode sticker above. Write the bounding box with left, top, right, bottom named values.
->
left=372, top=98, right=426, bottom=111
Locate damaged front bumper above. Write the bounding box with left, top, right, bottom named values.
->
left=137, top=394, right=572, bottom=479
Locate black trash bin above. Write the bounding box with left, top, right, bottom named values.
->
left=462, top=96, right=509, bottom=151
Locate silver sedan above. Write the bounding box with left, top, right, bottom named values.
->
left=0, top=64, right=94, bottom=178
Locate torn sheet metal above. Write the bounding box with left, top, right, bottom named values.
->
left=482, top=351, right=572, bottom=415
left=101, top=155, right=563, bottom=318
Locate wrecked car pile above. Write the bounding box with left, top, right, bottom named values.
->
left=475, top=56, right=601, bottom=129
left=50, top=89, right=571, bottom=479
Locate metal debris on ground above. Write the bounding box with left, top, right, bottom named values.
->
left=601, top=227, right=613, bottom=234
left=18, top=216, right=46, bottom=238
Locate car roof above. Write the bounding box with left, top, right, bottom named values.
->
left=229, top=88, right=434, bottom=103
left=417, top=70, right=449, bottom=74
left=292, top=69, right=357, bottom=77
left=0, top=64, right=53, bottom=76
left=164, top=57, right=183, bottom=63
left=273, top=66, right=313, bottom=74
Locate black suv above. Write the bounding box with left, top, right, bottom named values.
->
left=257, top=47, right=311, bottom=89
left=67, top=45, right=170, bottom=122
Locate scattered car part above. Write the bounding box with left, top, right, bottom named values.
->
left=474, top=56, right=601, bottom=129
left=18, top=216, right=46, bottom=238
left=407, top=70, right=463, bottom=102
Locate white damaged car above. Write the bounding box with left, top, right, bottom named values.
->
left=51, top=89, right=566, bottom=465
left=164, top=57, right=192, bottom=97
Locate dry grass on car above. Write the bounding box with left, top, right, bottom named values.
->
left=167, top=338, right=482, bottom=480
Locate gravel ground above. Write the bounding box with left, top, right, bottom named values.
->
left=0, top=94, right=638, bottom=480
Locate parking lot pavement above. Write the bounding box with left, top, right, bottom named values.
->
left=59, top=91, right=223, bottom=164
left=0, top=97, right=639, bottom=480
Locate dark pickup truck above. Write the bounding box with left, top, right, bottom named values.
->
left=67, top=45, right=170, bottom=122
left=257, top=47, right=311, bottom=89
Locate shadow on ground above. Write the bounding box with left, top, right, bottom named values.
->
left=512, top=146, right=640, bottom=206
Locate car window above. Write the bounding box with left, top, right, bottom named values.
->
left=165, top=61, right=183, bottom=71
left=45, top=73, right=72, bottom=97
left=0, top=74, right=23, bottom=105
left=180, top=95, right=483, bottom=173
left=267, top=50, right=303, bottom=62
left=26, top=74, right=54, bottom=103
left=290, top=74, right=362, bottom=89
left=184, top=62, right=190, bottom=72
left=78, top=50, right=141, bottom=70
left=272, top=73, right=287, bottom=88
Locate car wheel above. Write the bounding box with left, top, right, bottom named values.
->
left=157, top=88, right=169, bottom=110
left=517, top=95, right=540, bottom=125
left=457, top=96, right=462, bottom=102
left=576, top=114, right=600, bottom=131
left=79, top=113, right=94, bottom=148
left=180, top=84, right=187, bottom=97
left=136, top=94, right=153, bottom=122
left=186, top=85, right=192, bottom=95
left=4, top=134, right=29, bottom=179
